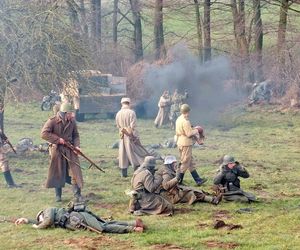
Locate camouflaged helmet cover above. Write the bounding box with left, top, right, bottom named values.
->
left=223, top=155, right=235, bottom=165
left=60, top=103, right=74, bottom=113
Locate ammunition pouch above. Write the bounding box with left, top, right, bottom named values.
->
left=58, top=213, right=70, bottom=228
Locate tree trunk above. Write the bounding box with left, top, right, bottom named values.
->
left=130, top=0, right=143, bottom=62
left=194, top=0, right=203, bottom=62
left=154, top=0, right=165, bottom=60
left=91, top=0, right=102, bottom=51
left=67, top=1, right=80, bottom=32
left=79, top=0, right=89, bottom=35
left=253, top=0, right=264, bottom=82
left=203, top=0, right=211, bottom=61
left=230, top=0, right=252, bottom=82
left=113, top=0, right=119, bottom=44
left=277, top=0, right=289, bottom=67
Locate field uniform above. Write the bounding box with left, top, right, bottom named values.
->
left=130, top=156, right=173, bottom=216
left=31, top=207, right=137, bottom=233
left=214, top=156, right=256, bottom=202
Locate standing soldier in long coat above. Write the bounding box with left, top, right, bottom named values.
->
left=175, top=104, right=207, bottom=186
left=214, top=155, right=256, bottom=202
left=154, top=90, right=171, bottom=128
left=129, top=156, right=174, bottom=216
left=160, top=156, right=221, bottom=205
left=115, top=97, right=148, bottom=177
left=41, top=103, right=84, bottom=202
left=169, top=89, right=188, bottom=129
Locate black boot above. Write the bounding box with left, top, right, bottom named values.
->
left=121, top=168, right=128, bottom=177
left=178, top=173, right=185, bottom=185
left=3, top=171, right=21, bottom=188
left=55, top=187, right=62, bottom=202
left=72, top=184, right=83, bottom=202
left=190, top=170, right=207, bottom=186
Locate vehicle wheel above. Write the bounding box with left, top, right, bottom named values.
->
left=75, top=110, right=85, bottom=122
left=41, top=101, right=51, bottom=111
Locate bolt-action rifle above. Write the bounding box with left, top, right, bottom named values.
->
left=64, top=141, right=105, bottom=173
left=0, top=131, right=16, bottom=154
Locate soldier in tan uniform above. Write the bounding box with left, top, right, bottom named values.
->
left=160, top=156, right=221, bottom=205
left=129, top=156, right=174, bottom=216
left=115, top=97, right=148, bottom=177
left=154, top=90, right=171, bottom=128
left=175, top=104, right=207, bottom=186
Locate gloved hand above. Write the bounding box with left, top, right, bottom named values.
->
left=175, top=170, right=182, bottom=182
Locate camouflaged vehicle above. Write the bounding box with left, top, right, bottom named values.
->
left=62, top=70, right=126, bottom=121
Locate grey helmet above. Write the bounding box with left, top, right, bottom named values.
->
left=164, top=155, right=177, bottom=165
left=223, top=155, right=235, bottom=165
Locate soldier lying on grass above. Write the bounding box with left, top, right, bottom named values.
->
left=15, top=201, right=146, bottom=233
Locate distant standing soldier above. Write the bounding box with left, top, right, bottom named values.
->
left=0, top=129, right=21, bottom=188
left=129, top=156, right=174, bottom=216
left=115, top=97, right=148, bottom=177
left=154, top=90, right=171, bottom=128
left=175, top=104, right=207, bottom=186
left=213, top=155, right=256, bottom=202
left=169, top=89, right=188, bottom=129
left=160, top=155, right=221, bottom=205
left=41, top=103, right=84, bottom=202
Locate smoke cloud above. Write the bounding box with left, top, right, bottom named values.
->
left=143, top=44, right=243, bottom=124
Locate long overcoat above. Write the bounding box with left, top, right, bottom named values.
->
left=131, top=167, right=174, bottom=215
left=115, top=105, right=147, bottom=169
left=41, top=114, right=83, bottom=188
left=154, top=95, right=171, bottom=127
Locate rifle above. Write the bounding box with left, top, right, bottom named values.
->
left=0, top=216, right=16, bottom=223
left=0, top=132, right=16, bottom=154
left=64, top=141, right=105, bottom=173
left=120, top=128, right=150, bottom=155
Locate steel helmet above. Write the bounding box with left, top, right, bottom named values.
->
left=60, top=103, right=74, bottom=113
left=223, top=155, right=235, bottom=165
left=180, top=104, right=190, bottom=114
left=164, top=155, right=177, bottom=165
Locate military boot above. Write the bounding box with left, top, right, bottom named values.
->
left=190, top=170, right=207, bottom=186
left=72, top=184, right=84, bottom=202
left=178, top=173, right=185, bottom=185
left=55, top=187, right=62, bottom=202
left=121, top=168, right=128, bottom=178
left=3, top=171, right=21, bottom=188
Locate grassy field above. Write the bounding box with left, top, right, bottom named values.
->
left=0, top=102, right=300, bottom=250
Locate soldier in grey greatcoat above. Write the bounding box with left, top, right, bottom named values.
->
left=115, top=97, right=148, bottom=177
left=129, top=156, right=174, bottom=216
left=213, top=155, right=256, bottom=202
left=41, top=103, right=84, bottom=202
left=159, top=156, right=222, bottom=205
left=15, top=203, right=146, bottom=233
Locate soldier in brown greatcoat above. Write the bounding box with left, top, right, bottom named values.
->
left=41, top=103, right=83, bottom=202
left=115, top=97, right=148, bottom=177
left=129, top=156, right=174, bottom=216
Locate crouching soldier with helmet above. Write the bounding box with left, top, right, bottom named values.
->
left=129, top=156, right=174, bottom=216
left=15, top=202, right=146, bottom=233
left=213, top=155, right=256, bottom=202
left=160, top=156, right=222, bottom=205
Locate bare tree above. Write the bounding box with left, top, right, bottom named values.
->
left=203, top=0, right=211, bottom=61
left=154, top=0, right=166, bottom=59
left=129, top=0, right=143, bottom=62
left=91, top=0, right=102, bottom=51
left=277, top=0, right=289, bottom=67
left=193, top=0, right=203, bottom=61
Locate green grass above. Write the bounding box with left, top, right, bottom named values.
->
left=1, top=102, right=300, bottom=249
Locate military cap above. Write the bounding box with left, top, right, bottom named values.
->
left=121, top=97, right=131, bottom=104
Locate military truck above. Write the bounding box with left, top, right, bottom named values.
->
left=62, top=70, right=126, bottom=121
